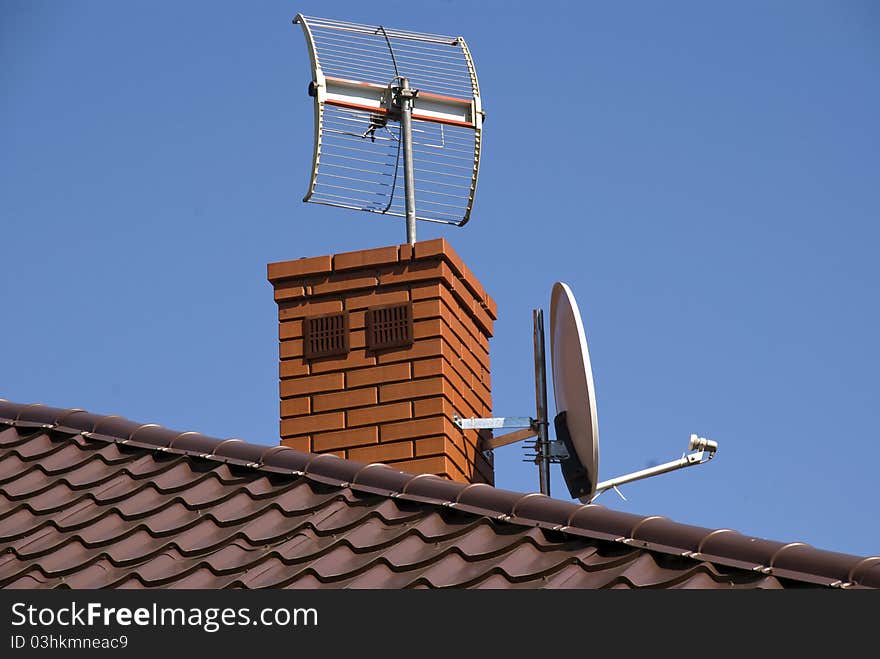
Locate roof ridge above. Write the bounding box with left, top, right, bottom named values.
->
left=1, top=399, right=877, bottom=588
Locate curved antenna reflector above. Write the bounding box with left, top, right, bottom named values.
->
left=294, top=14, right=483, bottom=227
left=550, top=282, right=600, bottom=502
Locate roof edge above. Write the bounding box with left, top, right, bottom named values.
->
left=1, top=399, right=877, bottom=588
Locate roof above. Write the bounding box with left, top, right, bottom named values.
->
left=1, top=399, right=878, bottom=589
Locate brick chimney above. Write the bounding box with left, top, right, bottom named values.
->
left=267, top=239, right=496, bottom=484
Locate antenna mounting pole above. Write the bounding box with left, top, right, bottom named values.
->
left=398, top=77, right=418, bottom=245
left=533, top=309, right=551, bottom=496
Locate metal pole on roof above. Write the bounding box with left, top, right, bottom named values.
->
left=398, top=77, right=418, bottom=245
left=533, top=309, right=551, bottom=496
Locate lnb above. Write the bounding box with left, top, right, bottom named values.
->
left=689, top=434, right=718, bottom=454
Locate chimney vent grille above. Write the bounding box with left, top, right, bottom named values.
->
left=303, top=312, right=350, bottom=360
left=366, top=303, right=414, bottom=351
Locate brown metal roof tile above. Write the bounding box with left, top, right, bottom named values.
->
left=89, top=416, right=141, bottom=440
left=698, top=531, right=788, bottom=568
left=0, top=400, right=26, bottom=421
left=564, top=505, right=650, bottom=539
left=126, top=424, right=180, bottom=449
left=103, top=529, right=174, bottom=564
left=400, top=473, right=465, bottom=501
left=770, top=544, right=871, bottom=585
left=259, top=447, right=311, bottom=473
left=350, top=463, right=415, bottom=494
left=0, top=427, right=23, bottom=447
left=0, top=400, right=874, bottom=589
left=5, top=432, right=57, bottom=459
left=629, top=517, right=713, bottom=553
left=454, top=482, right=523, bottom=516
left=509, top=493, right=575, bottom=526
left=303, top=453, right=364, bottom=484
left=0, top=454, right=27, bottom=480
left=10, top=404, right=71, bottom=426
left=53, top=410, right=106, bottom=434
left=210, top=439, right=265, bottom=464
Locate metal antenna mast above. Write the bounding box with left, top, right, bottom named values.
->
left=398, top=77, right=418, bottom=244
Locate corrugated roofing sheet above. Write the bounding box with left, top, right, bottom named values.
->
left=1, top=400, right=877, bottom=589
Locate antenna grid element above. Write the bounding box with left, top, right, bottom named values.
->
left=294, top=14, right=484, bottom=242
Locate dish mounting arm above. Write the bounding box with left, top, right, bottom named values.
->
left=591, top=435, right=718, bottom=502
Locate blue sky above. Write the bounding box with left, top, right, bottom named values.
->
left=3, top=1, right=878, bottom=557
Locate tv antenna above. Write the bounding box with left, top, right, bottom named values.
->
left=293, top=14, right=484, bottom=245
left=455, top=282, right=718, bottom=501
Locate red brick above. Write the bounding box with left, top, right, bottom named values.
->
left=280, top=372, right=343, bottom=398
left=278, top=298, right=343, bottom=321
left=349, top=441, right=414, bottom=463
left=438, top=360, right=492, bottom=415
left=279, top=338, right=304, bottom=360
left=413, top=397, right=459, bottom=422
left=268, top=255, right=333, bottom=282
left=413, top=357, right=443, bottom=379
left=437, top=281, right=494, bottom=338
left=413, top=239, right=494, bottom=321
left=464, top=294, right=495, bottom=337
left=417, top=287, right=491, bottom=358
left=349, top=329, right=366, bottom=350
left=460, top=261, right=496, bottom=320
left=280, top=396, right=310, bottom=418
left=441, top=305, right=490, bottom=359
left=273, top=282, right=305, bottom=303
left=345, top=288, right=410, bottom=311
left=451, top=389, right=483, bottom=420
left=279, top=319, right=303, bottom=340
left=380, top=416, right=460, bottom=442
left=413, top=318, right=444, bottom=340
left=412, top=435, right=446, bottom=457
left=334, top=245, right=399, bottom=271
left=398, top=243, right=414, bottom=262
left=312, top=387, right=377, bottom=413
left=412, top=299, right=443, bottom=320
left=379, top=377, right=455, bottom=403
left=413, top=436, right=472, bottom=481
left=461, top=346, right=491, bottom=388
left=378, top=259, right=454, bottom=288
left=280, top=436, right=311, bottom=452
left=346, top=362, right=411, bottom=388
left=348, top=310, right=366, bottom=330
left=310, top=349, right=376, bottom=375
left=432, top=284, right=491, bottom=344
left=280, top=411, right=344, bottom=436
left=312, top=272, right=378, bottom=295
left=279, top=359, right=309, bottom=379
left=377, top=337, right=454, bottom=365
left=386, top=455, right=464, bottom=482
left=410, top=281, right=445, bottom=302
left=347, top=402, right=412, bottom=427
left=313, top=426, right=378, bottom=452
left=413, top=238, right=463, bottom=272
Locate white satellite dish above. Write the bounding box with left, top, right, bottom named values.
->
left=550, top=282, right=599, bottom=501
left=455, top=281, right=718, bottom=502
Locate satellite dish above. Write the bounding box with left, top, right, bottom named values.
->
left=293, top=14, right=484, bottom=244
left=550, top=282, right=599, bottom=501
left=456, top=281, right=718, bottom=503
